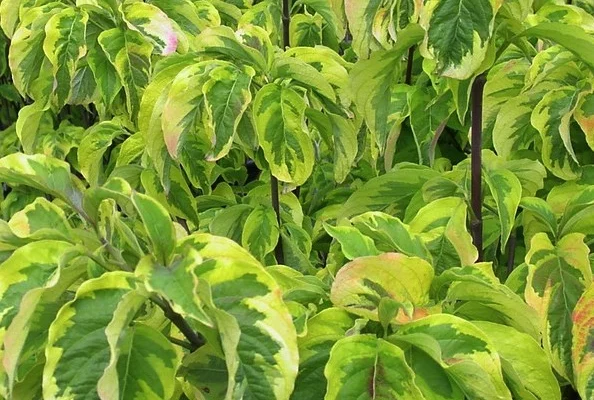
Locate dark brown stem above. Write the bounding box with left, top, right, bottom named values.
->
left=152, top=296, right=206, bottom=352
left=405, top=46, right=415, bottom=85
left=471, top=74, right=486, bottom=261
left=282, top=0, right=290, bottom=48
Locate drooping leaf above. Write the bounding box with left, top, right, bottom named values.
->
left=331, top=253, right=434, bottom=323
left=484, top=168, right=522, bottom=250
left=473, top=321, right=561, bottom=400
left=131, top=192, right=176, bottom=266
left=98, top=28, right=153, bottom=121
left=253, top=83, right=314, bottom=185
left=43, top=272, right=145, bottom=400
left=242, top=204, right=279, bottom=263
left=572, top=283, right=594, bottom=400
left=325, top=335, right=424, bottom=399
left=393, top=314, right=512, bottom=400
left=42, top=7, right=88, bottom=107
left=78, top=121, right=126, bottom=186
left=420, top=0, right=498, bottom=79
left=409, top=197, right=478, bottom=273
left=121, top=1, right=178, bottom=55
left=525, top=232, right=592, bottom=382
left=292, top=308, right=355, bottom=399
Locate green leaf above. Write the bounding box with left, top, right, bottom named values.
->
left=473, top=321, right=561, bottom=400
left=339, top=165, right=439, bottom=219
left=330, top=253, right=434, bottom=323
left=209, top=204, right=253, bottom=243
left=131, top=192, right=176, bottom=265
left=242, top=204, right=279, bottom=263
left=150, top=0, right=220, bottom=44
left=572, top=283, right=594, bottom=400
left=323, top=223, right=380, bottom=260
left=350, top=24, right=424, bottom=150
left=485, top=168, right=522, bottom=250
left=43, top=272, right=145, bottom=400
left=409, top=88, right=454, bottom=165
left=273, top=56, right=336, bottom=102
left=42, top=7, right=88, bottom=107
left=98, top=28, right=153, bottom=121
left=520, top=197, right=558, bottom=238
left=420, top=0, right=497, bottom=79
left=290, top=13, right=323, bottom=47
left=525, top=232, right=592, bottom=382
left=78, top=121, right=126, bottom=186
left=293, top=308, right=355, bottom=399
left=325, top=335, right=424, bottom=399
left=253, top=83, right=314, bottom=185
left=350, top=211, right=432, bottom=262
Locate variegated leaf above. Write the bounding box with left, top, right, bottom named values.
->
left=293, top=308, right=355, bottom=399
left=131, top=192, right=176, bottom=266
left=420, top=0, right=499, bottom=79
left=43, top=272, right=145, bottom=400
left=574, top=91, right=594, bottom=151
left=97, top=323, right=179, bottom=400
left=572, top=283, right=594, bottom=400
left=394, top=314, right=512, bottom=399
left=350, top=211, right=432, bottom=262
left=203, top=64, right=255, bottom=161
left=180, top=233, right=299, bottom=400
left=289, top=13, right=323, bottom=47
left=8, top=197, right=71, bottom=241
left=344, top=0, right=383, bottom=59
left=473, top=321, right=561, bottom=400
left=409, top=197, right=478, bottom=273
left=350, top=24, right=424, bottom=150
left=98, top=28, right=153, bottom=121
left=253, top=83, right=314, bottom=185
left=242, top=204, right=279, bottom=263
left=485, top=168, right=522, bottom=251
left=325, top=335, right=424, bottom=399
left=531, top=86, right=584, bottom=180
left=330, top=253, right=434, bottom=323
left=0, top=153, right=85, bottom=217
left=525, top=233, right=592, bottom=382
left=78, top=121, right=126, bottom=186
left=42, top=7, right=88, bottom=108
left=121, top=1, right=178, bottom=55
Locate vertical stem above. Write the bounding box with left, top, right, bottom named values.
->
left=282, top=0, right=290, bottom=49
left=405, top=46, right=415, bottom=85
left=270, top=0, right=290, bottom=265
left=471, top=74, right=486, bottom=261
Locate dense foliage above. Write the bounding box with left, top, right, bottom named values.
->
left=0, top=0, right=594, bottom=399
